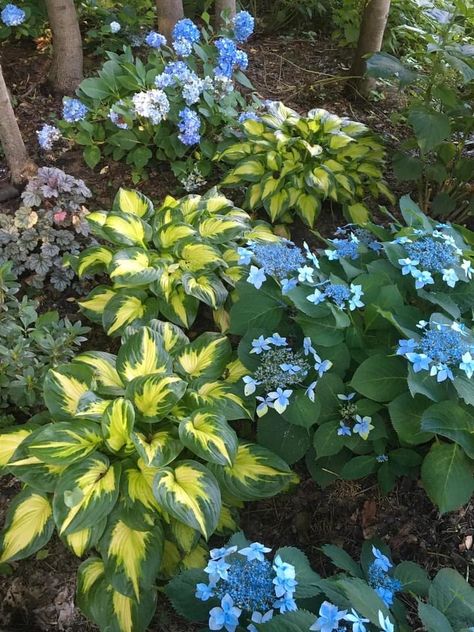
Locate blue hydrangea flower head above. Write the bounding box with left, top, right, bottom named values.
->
left=62, top=98, right=89, bottom=123
left=239, top=111, right=260, bottom=123
left=178, top=107, right=201, bottom=145
left=215, top=37, right=238, bottom=78
left=37, top=124, right=61, bottom=150
left=132, top=89, right=169, bottom=124
left=371, top=547, right=392, bottom=572
left=145, top=30, right=166, bottom=48
left=233, top=10, right=255, bottom=42
left=1, top=3, right=25, bottom=26
left=172, top=18, right=200, bottom=44
left=325, top=238, right=359, bottom=261
left=246, top=241, right=305, bottom=281
left=110, top=21, right=121, bottom=33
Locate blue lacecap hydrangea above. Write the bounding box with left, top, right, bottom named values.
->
left=62, top=98, right=89, bottom=123
left=196, top=542, right=298, bottom=632
left=1, top=3, right=25, bottom=26
left=307, top=281, right=364, bottom=311
left=397, top=319, right=474, bottom=382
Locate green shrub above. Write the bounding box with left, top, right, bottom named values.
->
left=0, top=261, right=88, bottom=424
left=0, top=320, right=293, bottom=632
left=217, top=102, right=393, bottom=227
left=0, top=167, right=92, bottom=291
left=229, top=196, right=474, bottom=513
left=73, top=187, right=277, bottom=332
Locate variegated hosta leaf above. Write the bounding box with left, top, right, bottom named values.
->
left=102, top=211, right=151, bottom=248
left=175, top=332, right=232, bottom=380
left=126, top=374, right=187, bottom=421
left=225, top=358, right=248, bottom=384
left=245, top=221, right=280, bottom=243
left=27, top=421, right=103, bottom=465
left=158, top=285, right=199, bottom=329
left=116, top=326, right=171, bottom=383
left=109, top=248, right=162, bottom=287
left=153, top=460, right=221, bottom=539
left=213, top=306, right=231, bottom=333
left=0, top=488, right=54, bottom=563
left=181, top=272, right=228, bottom=309
left=114, top=188, right=154, bottom=219
left=76, top=557, right=157, bottom=632
left=77, top=246, right=113, bottom=278
left=185, top=380, right=251, bottom=421
left=102, top=290, right=157, bottom=337
left=99, top=510, right=164, bottom=599
left=101, top=398, right=135, bottom=454
left=0, top=426, right=33, bottom=470
left=160, top=539, right=181, bottom=578
left=215, top=504, right=239, bottom=535
left=182, top=541, right=208, bottom=570
left=154, top=223, right=196, bottom=249
left=197, top=215, right=248, bottom=244
left=144, top=319, right=189, bottom=354
left=75, top=351, right=124, bottom=395
left=63, top=518, right=107, bottom=557
left=78, top=285, right=115, bottom=324
left=208, top=442, right=293, bottom=501
left=178, top=411, right=238, bottom=466
left=43, top=364, right=94, bottom=421
left=75, top=392, right=111, bottom=422
left=121, top=461, right=160, bottom=514
left=86, top=211, right=108, bottom=240
left=7, top=428, right=65, bottom=492
left=53, top=453, right=120, bottom=535
left=131, top=425, right=183, bottom=467
left=168, top=517, right=200, bottom=554
left=179, top=242, right=224, bottom=273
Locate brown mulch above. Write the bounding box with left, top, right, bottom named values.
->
left=0, top=33, right=472, bottom=632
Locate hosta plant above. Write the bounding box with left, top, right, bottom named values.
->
left=217, top=102, right=394, bottom=227
left=229, top=196, right=474, bottom=513
left=73, top=187, right=277, bottom=332
left=0, top=167, right=92, bottom=290
left=52, top=12, right=256, bottom=180
left=0, top=321, right=293, bottom=632
left=167, top=533, right=474, bottom=631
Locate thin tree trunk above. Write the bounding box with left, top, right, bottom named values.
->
left=156, top=0, right=184, bottom=44
left=45, top=0, right=83, bottom=94
left=214, top=0, right=236, bottom=30
left=0, top=65, right=36, bottom=185
left=346, top=0, right=391, bottom=97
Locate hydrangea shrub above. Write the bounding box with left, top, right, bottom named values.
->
left=217, top=102, right=394, bottom=227
left=167, top=534, right=473, bottom=632
left=72, top=188, right=277, bottom=333
left=50, top=13, right=256, bottom=180
left=0, top=322, right=294, bottom=632
left=0, top=167, right=92, bottom=290
left=229, top=196, right=474, bottom=513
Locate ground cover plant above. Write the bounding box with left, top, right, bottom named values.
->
left=0, top=320, right=293, bottom=630
left=217, top=101, right=393, bottom=227
left=166, top=532, right=474, bottom=631
left=230, top=196, right=474, bottom=513
left=73, top=187, right=277, bottom=331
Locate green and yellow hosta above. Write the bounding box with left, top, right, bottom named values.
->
left=217, top=102, right=394, bottom=226
left=0, top=322, right=293, bottom=632
left=74, top=188, right=277, bottom=333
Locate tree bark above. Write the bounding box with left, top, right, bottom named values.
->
left=346, top=0, right=391, bottom=97
left=156, top=0, right=184, bottom=44
left=0, top=65, right=36, bottom=185
left=214, top=0, right=236, bottom=30
left=45, top=0, right=83, bottom=94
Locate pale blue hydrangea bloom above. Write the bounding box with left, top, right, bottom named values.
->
left=37, top=124, right=61, bottom=150
left=233, top=10, right=255, bottom=42
left=1, top=3, right=25, bottom=26
left=209, top=594, right=241, bottom=632
left=62, top=98, right=88, bottom=123
left=239, top=111, right=260, bottom=123
left=310, top=601, right=347, bottom=632
left=172, top=18, right=200, bottom=57
left=247, top=265, right=267, bottom=289
left=239, top=542, right=272, bottom=562
left=110, top=21, right=121, bottom=33
left=145, top=30, right=166, bottom=48
left=132, top=89, right=169, bottom=124
left=378, top=612, right=395, bottom=632
left=353, top=415, right=374, bottom=439
left=267, top=387, right=293, bottom=413
left=345, top=609, right=370, bottom=632
left=108, top=100, right=129, bottom=129
left=178, top=107, right=201, bottom=145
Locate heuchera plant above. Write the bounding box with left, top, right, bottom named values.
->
left=217, top=101, right=394, bottom=227
left=166, top=533, right=474, bottom=631
left=0, top=167, right=92, bottom=290
left=73, top=187, right=277, bottom=332
left=229, top=196, right=474, bottom=513
left=45, top=12, right=256, bottom=180
left=0, top=321, right=293, bottom=632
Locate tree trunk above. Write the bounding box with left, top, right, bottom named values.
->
left=346, top=0, right=391, bottom=97
left=45, top=0, right=83, bottom=94
left=0, top=65, right=36, bottom=185
left=214, top=0, right=236, bottom=30
left=156, top=0, right=184, bottom=44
